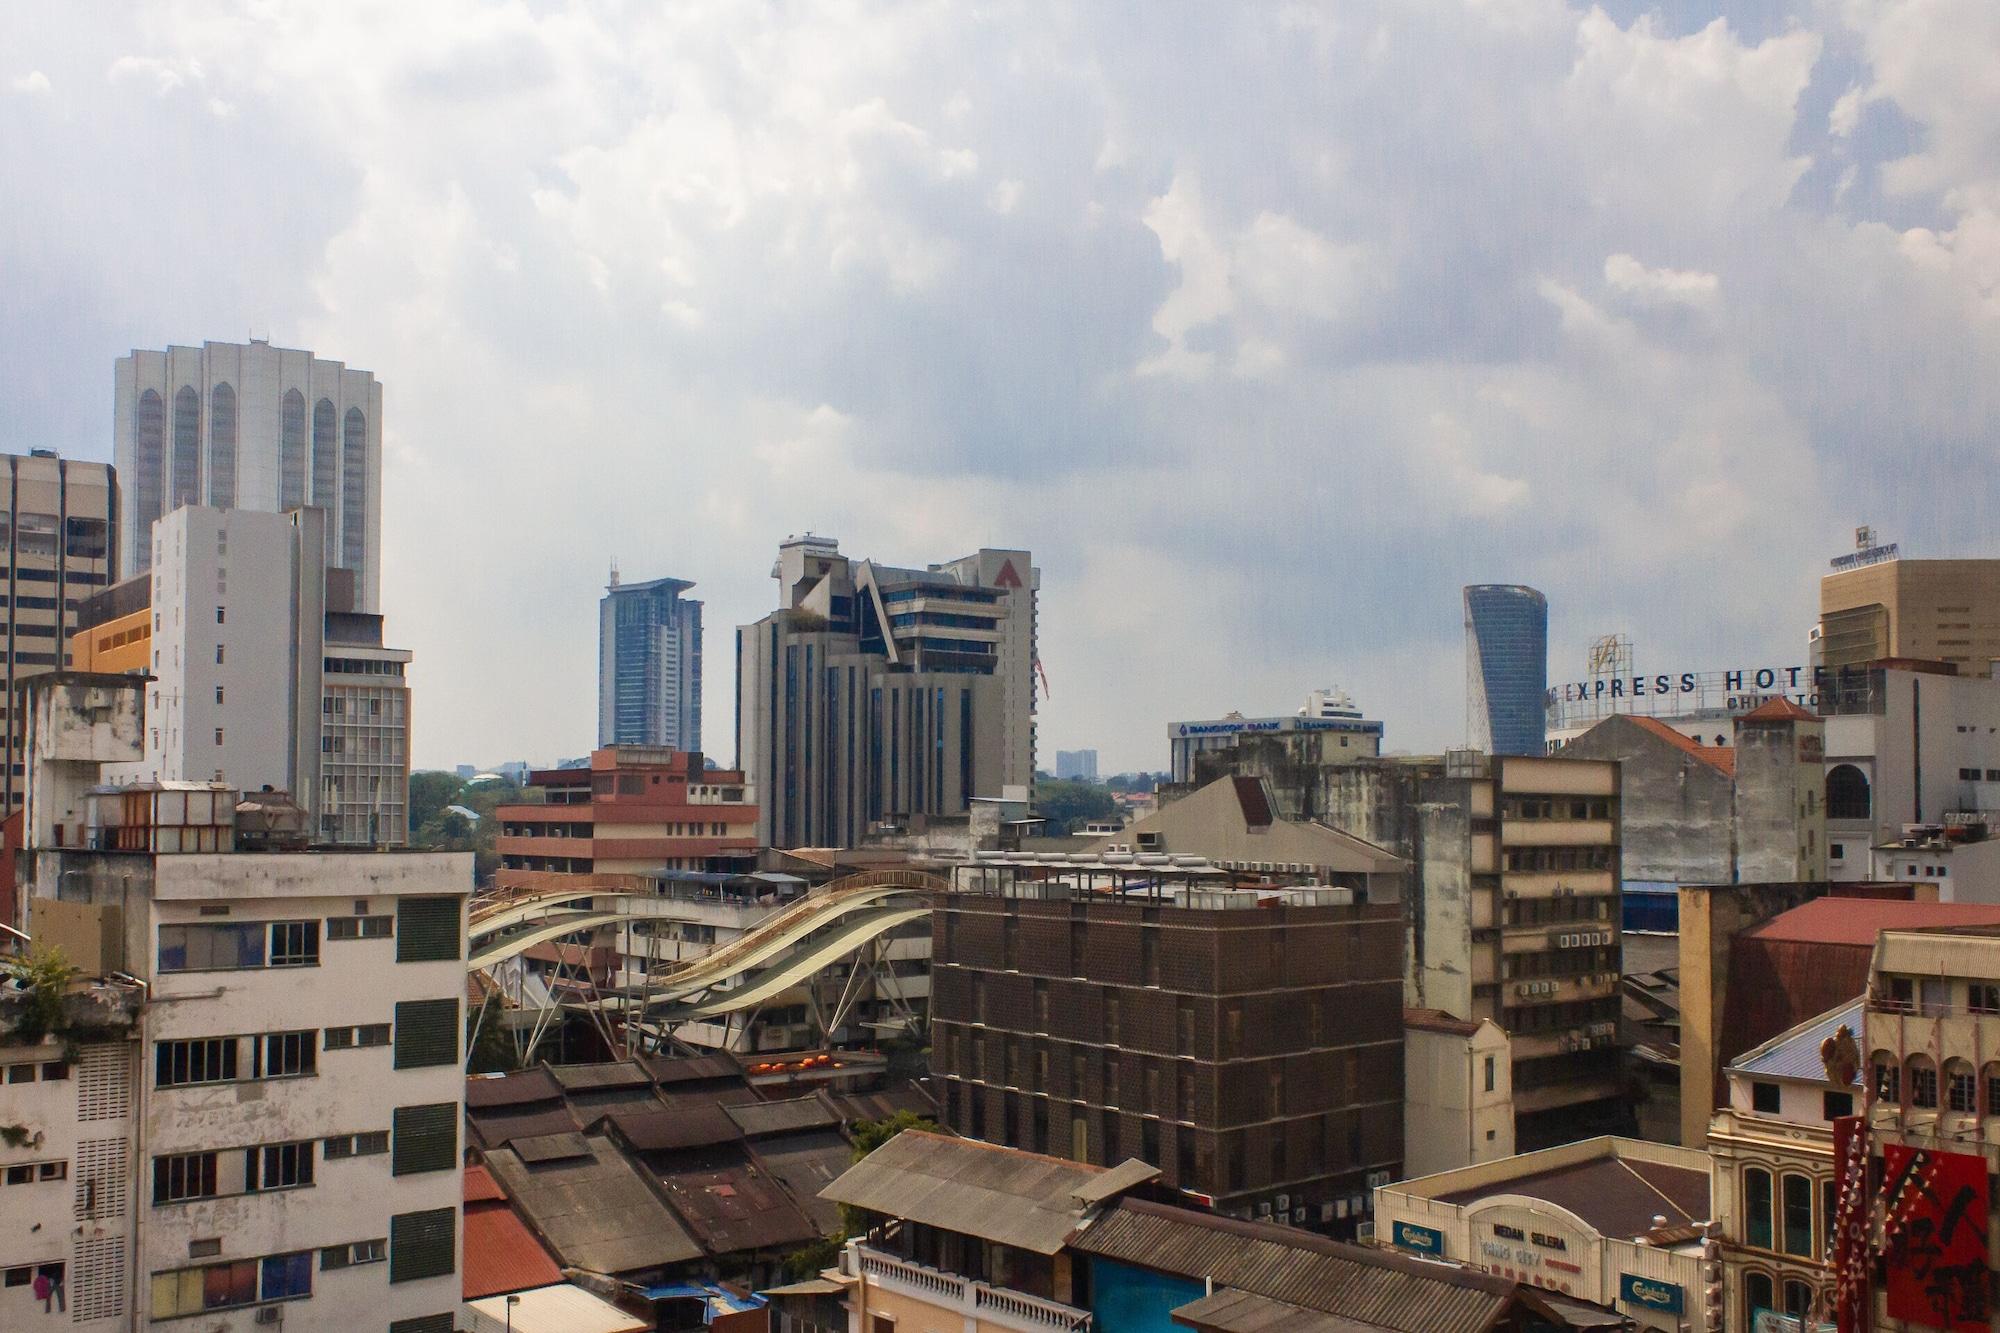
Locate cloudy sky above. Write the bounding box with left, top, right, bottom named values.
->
left=4, top=1, right=1997, bottom=775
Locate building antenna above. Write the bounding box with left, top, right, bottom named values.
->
left=608, top=558, right=620, bottom=589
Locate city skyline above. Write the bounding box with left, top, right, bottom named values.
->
left=5, top=4, right=1997, bottom=776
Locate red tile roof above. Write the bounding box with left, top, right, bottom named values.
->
left=1405, top=1008, right=1483, bottom=1036
left=1741, top=698, right=1819, bottom=723
left=1747, top=897, right=2000, bottom=947
left=1625, top=716, right=1737, bottom=778
left=463, top=1168, right=566, bottom=1300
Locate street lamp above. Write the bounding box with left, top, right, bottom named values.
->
left=506, top=1292, right=522, bottom=1333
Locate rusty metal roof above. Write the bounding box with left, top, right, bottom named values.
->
left=750, top=1130, right=853, bottom=1235
left=552, top=1060, right=653, bottom=1092
left=484, top=1133, right=704, bottom=1274
left=725, top=1095, right=841, bottom=1139
left=653, top=1154, right=820, bottom=1255
left=1171, top=1287, right=1392, bottom=1332
left=1073, top=1200, right=1516, bottom=1333
left=467, top=1067, right=565, bottom=1108
left=820, top=1130, right=1122, bottom=1254
left=1435, top=1153, right=1709, bottom=1239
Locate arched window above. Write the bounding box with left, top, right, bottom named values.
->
left=1781, top=1172, right=1814, bottom=1256
left=1745, top=1167, right=1773, bottom=1249
left=171, top=385, right=201, bottom=510
left=312, top=398, right=337, bottom=509
left=1982, top=1061, right=2000, bottom=1116
left=1821, top=1178, right=1837, bottom=1259
left=340, top=406, right=366, bottom=569
left=208, top=383, right=237, bottom=507
left=1873, top=1051, right=1901, bottom=1104
left=1908, top=1054, right=1940, bottom=1109
left=1947, top=1058, right=1977, bottom=1113
left=1745, top=1271, right=1774, bottom=1323
left=1784, top=1280, right=1813, bottom=1317
left=135, top=388, right=165, bottom=546
left=1827, top=765, right=1871, bottom=820
left=280, top=389, right=307, bottom=510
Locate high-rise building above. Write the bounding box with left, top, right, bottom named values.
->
left=1465, top=584, right=1548, bottom=756
left=1169, top=688, right=1384, bottom=783
left=735, top=535, right=1038, bottom=848
left=0, top=450, right=115, bottom=812
left=1054, top=748, right=1098, bottom=782
left=71, top=507, right=412, bottom=845
left=9, top=672, right=470, bottom=1332
left=1818, top=547, right=2000, bottom=678
left=598, top=573, right=702, bottom=751
left=113, top=340, right=381, bottom=610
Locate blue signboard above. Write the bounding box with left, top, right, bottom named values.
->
left=1620, top=1273, right=1685, bottom=1314
left=1392, top=1221, right=1444, bottom=1255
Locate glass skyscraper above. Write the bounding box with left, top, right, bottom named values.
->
left=599, top=574, right=703, bottom=751
left=1464, top=584, right=1548, bottom=756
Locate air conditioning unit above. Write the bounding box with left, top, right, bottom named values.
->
left=1293, top=1208, right=1307, bottom=1224
left=1367, top=1170, right=1391, bottom=1189
left=1320, top=1202, right=1335, bottom=1222
left=1258, top=1202, right=1273, bottom=1218
left=255, top=1310, right=283, bottom=1328
left=1276, top=1194, right=1291, bottom=1211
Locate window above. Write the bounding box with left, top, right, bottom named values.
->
left=320, top=1239, right=386, bottom=1271
left=327, top=915, right=393, bottom=941
left=214, top=686, right=224, bottom=705
left=1483, top=1056, right=1496, bottom=1093
left=1949, top=1062, right=1979, bottom=1113
left=156, top=1037, right=239, bottom=1087
left=214, top=727, right=224, bottom=747
left=261, top=1251, right=312, bottom=1300
left=153, top=1153, right=218, bottom=1205
left=215, top=643, right=225, bottom=665
left=1745, top=1272, right=1774, bottom=1320
left=40, top=1061, right=68, bottom=1081
left=323, top=1131, right=389, bottom=1160
left=392, top=1000, right=458, bottom=1070
left=148, top=1251, right=306, bottom=1319
left=1873, top=1055, right=1900, bottom=1103
left=1972, top=984, right=2000, bottom=1014
left=36, top=1162, right=65, bottom=1181
left=6, top=1063, right=34, bottom=1084
left=216, top=605, right=225, bottom=624
left=389, top=1207, right=456, bottom=1283
left=260, top=1031, right=316, bottom=1079
left=1751, top=1081, right=1781, bottom=1114
left=248, top=1142, right=314, bottom=1192
left=3, top=1165, right=29, bottom=1185
left=1823, top=1090, right=1853, bottom=1119
left=1745, top=1168, right=1773, bottom=1249
left=158, top=923, right=265, bottom=972
left=1826, top=765, right=1870, bottom=820
left=1781, top=1173, right=1814, bottom=1257
left=1910, top=1058, right=1940, bottom=1109
left=392, top=1104, right=457, bottom=1176
left=269, top=921, right=320, bottom=968
left=324, top=1024, right=390, bottom=1051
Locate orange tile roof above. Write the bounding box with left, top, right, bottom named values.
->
left=464, top=1166, right=566, bottom=1300
left=1741, top=698, right=1819, bottom=723
left=1625, top=716, right=1737, bottom=778
left=1747, top=897, right=2000, bottom=947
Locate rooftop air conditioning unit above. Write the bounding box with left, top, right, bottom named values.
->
left=1276, top=1194, right=1291, bottom=1211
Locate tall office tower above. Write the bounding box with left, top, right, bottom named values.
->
left=0, top=451, right=116, bottom=812
left=113, top=340, right=382, bottom=610
left=1464, top=584, right=1548, bottom=756
left=75, top=507, right=412, bottom=845
left=1818, top=543, right=2000, bottom=678
left=1054, top=749, right=1098, bottom=782
left=9, top=672, right=468, bottom=1332
left=598, top=572, right=702, bottom=750
left=736, top=535, right=1039, bottom=848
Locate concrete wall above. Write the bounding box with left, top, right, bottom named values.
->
left=1413, top=794, right=1474, bottom=1015
left=1560, top=718, right=1732, bottom=885
left=1733, top=714, right=1827, bottom=884
left=1404, top=1022, right=1515, bottom=1177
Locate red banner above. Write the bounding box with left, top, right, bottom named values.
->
left=1882, top=1144, right=1990, bottom=1332
left=1831, top=1115, right=1870, bottom=1333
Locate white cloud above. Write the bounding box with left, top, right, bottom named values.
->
left=1603, top=253, right=1721, bottom=308
left=10, top=69, right=50, bottom=94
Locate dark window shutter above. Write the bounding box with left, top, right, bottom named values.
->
left=395, top=898, right=461, bottom=963
left=388, top=1317, right=454, bottom=1333
left=391, top=1103, right=457, bottom=1177
left=388, top=1207, right=456, bottom=1284
left=393, top=999, right=459, bottom=1070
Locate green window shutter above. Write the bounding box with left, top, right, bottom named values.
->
left=392, top=1102, right=458, bottom=1177
left=388, top=1206, right=456, bottom=1284
left=395, top=898, right=461, bottom=963
left=393, top=999, right=459, bottom=1070
left=388, top=1316, right=454, bottom=1333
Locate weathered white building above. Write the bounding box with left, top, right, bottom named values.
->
left=11, top=672, right=468, bottom=1332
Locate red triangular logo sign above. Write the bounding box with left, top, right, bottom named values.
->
left=994, top=560, right=1021, bottom=588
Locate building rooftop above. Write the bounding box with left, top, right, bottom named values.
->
left=466, top=1283, right=649, bottom=1333
left=1072, top=1198, right=1527, bottom=1333
left=483, top=1133, right=705, bottom=1274
left=1740, top=698, right=1820, bottom=723
left=1622, top=715, right=1737, bottom=778
left=1404, top=1008, right=1484, bottom=1037
left=1730, top=997, right=1864, bottom=1086
left=1746, top=897, right=2000, bottom=947
left=821, top=1130, right=1155, bottom=1255
left=1430, top=1147, right=1709, bottom=1241
left=463, top=1166, right=566, bottom=1300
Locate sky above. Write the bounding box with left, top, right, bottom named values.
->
left=3, top=1, right=1997, bottom=776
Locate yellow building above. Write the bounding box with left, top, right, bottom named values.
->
left=66, top=599, right=150, bottom=674
left=1820, top=555, right=2000, bottom=677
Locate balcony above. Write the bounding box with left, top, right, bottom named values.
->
left=853, top=1244, right=1090, bottom=1332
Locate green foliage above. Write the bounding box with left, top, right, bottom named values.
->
left=1104, top=772, right=1165, bottom=794
left=464, top=994, right=520, bottom=1075
left=781, top=1233, right=844, bottom=1281
left=6, top=946, right=79, bottom=1045
left=408, top=771, right=525, bottom=884
left=850, top=1109, right=939, bottom=1160
left=1032, top=779, right=1119, bottom=834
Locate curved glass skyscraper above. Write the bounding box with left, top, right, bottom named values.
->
left=1465, top=584, right=1548, bottom=755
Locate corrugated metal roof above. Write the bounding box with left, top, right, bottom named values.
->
left=1748, top=897, right=2000, bottom=946
left=1171, top=1287, right=1392, bottom=1332
left=485, top=1134, right=705, bottom=1274
left=1072, top=1200, right=1513, bottom=1333
left=469, top=1105, right=585, bottom=1151
left=642, top=1052, right=750, bottom=1087
left=751, top=1130, right=853, bottom=1235
left=725, top=1095, right=842, bottom=1138
left=463, top=1173, right=566, bottom=1301
left=1434, top=1153, right=1709, bottom=1239
left=552, top=1061, right=653, bottom=1092
left=821, top=1130, right=1118, bottom=1255
left=653, top=1156, right=820, bottom=1254
left=467, top=1067, right=565, bottom=1108
left=1731, top=997, right=1865, bottom=1084
left=599, top=1097, right=743, bottom=1153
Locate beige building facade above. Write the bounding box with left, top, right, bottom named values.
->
left=1404, top=1009, right=1516, bottom=1178
left=1819, top=555, right=2000, bottom=678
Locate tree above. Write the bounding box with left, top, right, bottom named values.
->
left=1033, top=779, right=1118, bottom=834
left=409, top=770, right=462, bottom=834
left=781, top=1108, right=944, bottom=1278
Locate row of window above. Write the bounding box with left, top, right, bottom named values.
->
left=3, top=1059, right=69, bottom=1084
left=1503, top=846, right=1617, bottom=872
left=1503, top=797, right=1613, bottom=821
left=1, top=1161, right=67, bottom=1186
left=147, top=1210, right=449, bottom=1321
left=1956, top=768, right=2000, bottom=781
left=1879, top=975, right=2000, bottom=1016
left=1742, top=1272, right=1824, bottom=1327
left=151, top=1106, right=453, bottom=1209
left=1742, top=1166, right=1835, bottom=1259
left=154, top=1002, right=457, bottom=1087
left=156, top=898, right=460, bottom=973
left=1871, top=1052, right=2000, bottom=1114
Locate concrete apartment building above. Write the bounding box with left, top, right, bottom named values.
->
left=1186, top=743, right=1625, bottom=1148
left=1818, top=550, right=2000, bottom=679
left=598, top=572, right=702, bottom=751
left=0, top=450, right=116, bottom=812
left=735, top=535, right=1038, bottom=848
left=931, top=857, right=1405, bottom=1235
left=1054, top=747, right=1098, bottom=782
left=8, top=672, right=469, bottom=1332
left=495, top=747, right=756, bottom=884
left=70, top=506, right=413, bottom=845
left=113, top=340, right=382, bottom=609
left=1168, top=687, right=1384, bottom=784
